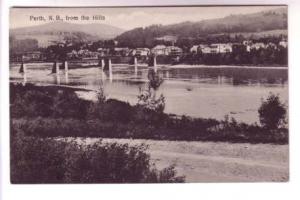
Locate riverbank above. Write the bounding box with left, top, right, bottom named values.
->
left=10, top=83, right=288, bottom=144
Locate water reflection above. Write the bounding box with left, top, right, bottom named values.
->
left=10, top=63, right=288, bottom=123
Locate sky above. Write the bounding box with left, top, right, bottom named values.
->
left=10, top=6, right=286, bottom=30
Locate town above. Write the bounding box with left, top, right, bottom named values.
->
left=10, top=34, right=288, bottom=66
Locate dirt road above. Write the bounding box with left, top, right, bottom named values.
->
left=82, top=138, right=289, bottom=182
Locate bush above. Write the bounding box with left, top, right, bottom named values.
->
left=11, top=130, right=185, bottom=183
left=10, top=83, right=90, bottom=119
left=258, top=93, right=287, bottom=130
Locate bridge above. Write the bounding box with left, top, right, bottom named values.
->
left=18, top=56, right=158, bottom=75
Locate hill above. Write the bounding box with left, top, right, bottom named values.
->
left=116, top=7, right=287, bottom=47
left=10, top=22, right=125, bottom=47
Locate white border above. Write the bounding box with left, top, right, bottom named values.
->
left=1, top=1, right=300, bottom=200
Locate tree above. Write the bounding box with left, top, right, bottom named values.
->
left=137, top=69, right=165, bottom=113
left=258, top=93, right=287, bottom=130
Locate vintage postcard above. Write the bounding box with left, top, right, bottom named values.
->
left=9, top=6, right=288, bottom=183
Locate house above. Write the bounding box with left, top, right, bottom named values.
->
left=74, top=49, right=100, bottom=59
left=190, top=45, right=199, bottom=53
left=23, top=51, right=42, bottom=61
left=198, top=44, right=232, bottom=54
left=167, top=46, right=183, bottom=56
left=134, top=48, right=150, bottom=57
left=279, top=40, right=288, bottom=48
left=151, top=45, right=168, bottom=55
left=198, top=45, right=211, bottom=54
left=155, top=35, right=177, bottom=45
left=67, top=50, right=78, bottom=59
left=113, top=47, right=130, bottom=56
left=97, top=48, right=110, bottom=56
left=214, top=43, right=232, bottom=53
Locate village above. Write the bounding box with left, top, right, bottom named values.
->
left=12, top=35, right=288, bottom=65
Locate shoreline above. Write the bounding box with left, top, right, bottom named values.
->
left=168, top=64, right=288, bottom=70
left=10, top=61, right=287, bottom=69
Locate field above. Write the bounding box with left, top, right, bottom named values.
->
left=79, top=138, right=289, bottom=182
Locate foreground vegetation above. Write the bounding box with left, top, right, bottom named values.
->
left=10, top=80, right=288, bottom=183
left=10, top=83, right=288, bottom=144
left=11, top=130, right=184, bottom=183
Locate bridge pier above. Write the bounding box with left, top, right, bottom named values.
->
left=134, top=57, right=138, bottom=74
left=148, top=56, right=157, bottom=72
left=98, top=58, right=105, bottom=68
left=19, top=62, right=26, bottom=73
left=64, top=61, right=68, bottom=72
left=101, top=59, right=105, bottom=69
left=52, top=61, right=60, bottom=74
left=103, top=58, right=111, bottom=71
left=153, top=56, right=157, bottom=72
left=109, top=59, right=113, bottom=82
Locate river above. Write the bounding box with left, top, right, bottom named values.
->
left=10, top=63, right=288, bottom=124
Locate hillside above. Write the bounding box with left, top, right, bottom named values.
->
left=116, top=7, right=287, bottom=47
left=10, top=22, right=125, bottom=47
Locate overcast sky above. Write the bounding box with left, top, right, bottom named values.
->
left=10, top=6, right=285, bottom=30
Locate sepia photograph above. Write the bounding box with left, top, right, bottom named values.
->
left=9, top=5, right=288, bottom=184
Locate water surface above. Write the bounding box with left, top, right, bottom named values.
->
left=10, top=63, right=288, bottom=123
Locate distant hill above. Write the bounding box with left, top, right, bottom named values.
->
left=10, top=22, right=125, bottom=47
left=116, top=7, right=287, bottom=47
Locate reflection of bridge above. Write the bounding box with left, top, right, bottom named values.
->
left=18, top=56, right=158, bottom=85
left=18, top=56, right=158, bottom=75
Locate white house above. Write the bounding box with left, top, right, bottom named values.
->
left=167, top=46, right=183, bottom=56
left=198, top=43, right=232, bottom=54
left=134, top=48, right=150, bottom=56
left=151, top=45, right=168, bottom=55
left=190, top=45, right=199, bottom=53
left=279, top=40, right=288, bottom=48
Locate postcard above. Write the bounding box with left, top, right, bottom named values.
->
left=9, top=6, right=288, bottom=183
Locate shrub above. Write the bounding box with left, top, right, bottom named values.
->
left=11, top=130, right=185, bottom=183
left=52, top=90, right=89, bottom=119
left=258, top=93, right=287, bottom=130
left=137, top=69, right=165, bottom=113
left=10, top=83, right=90, bottom=119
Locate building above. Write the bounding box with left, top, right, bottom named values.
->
left=167, top=46, right=183, bottom=56
left=97, top=48, right=110, bottom=56
left=72, top=49, right=101, bottom=59
left=190, top=45, right=199, bottom=53
left=134, top=48, right=150, bottom=57
left=155, top=35, right=177, bottom=45
left=198, top=45, right=211, bottom=54
left=151, top=45, right=168, bottom=55
left=23, top=51, right=42, bottom=61
left=198, top=43, right=232, bottom=54
left=279, top=40, right=288, bottom=48
left=113, top=47, right=130, bottom=56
